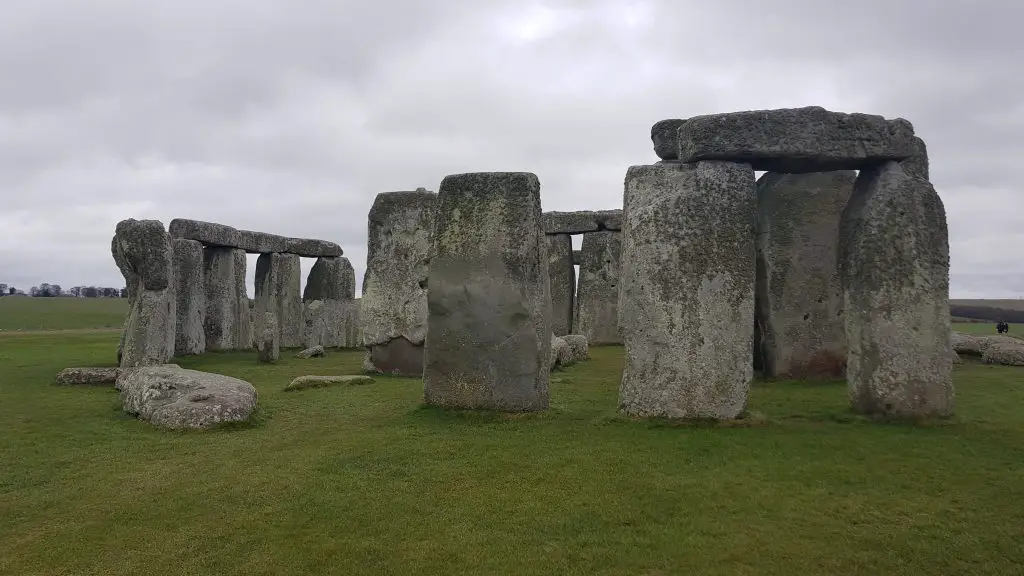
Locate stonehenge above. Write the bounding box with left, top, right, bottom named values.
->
left=755, top=171, right=855, bottom=379
left=626, top=106, right=951, bottom=419
left=619, top=162, right=757, bottom=419
left=114, top=218, right=354, bottom=363
left=423, top=172, right=551, bottom=412
left=546, top=234, right=575, bottom=336
left=360, top=189, right=436, bottom=376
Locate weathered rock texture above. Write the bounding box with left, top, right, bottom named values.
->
left=952, top=332, right=1018, bottom=358
left=117, top=364, right=258, bottom=429
left=562, top=334, right=590, bottom=362
left=676, top=107, right=917, bottom=172
left=276, top=253, right=303, bottom=349
left=295, top=345, right=325, bottom=359
left=546, top=234, right=575, bottom=336
left=839, top=161, right=953, bottom=417
left=112, top=219, right=176, bottom=368
left=982, top=342, right=1024, bottom=366
left=543, top=210, right=622, bottom=234
left=550, top=336, right=574, bottom=370
left=172, top=239, right=206, bottom=356
left=55, top=367, right=120, bottom=386
left=575, top=231, right=623, bottom=345
left=202, top=247, right=250, bottom=351
left=755, top=171, right=855, bottom=379
left=618, top=162, right=756, bottom=420
left=901, top=136, right=929, bottom=181
left=423, top=172, right=551, bottom=411
left=253, top=253, right=280, bottom=346
left=169, top=218, right=342, bottom=257
left=361, top=190, right=436, bottom=376
left=651, top=119, right=687, bottom=160
left=285, top=374, right=374, bottom=391
left=257, top=311, right=279, bottom=364
left=572, top=250, right=582, bottom=266
left=302, top=256, right=358, bottom=348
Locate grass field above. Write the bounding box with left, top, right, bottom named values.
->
left=3, top=315, right=1024, bottom=574
left=0, top=296, right=127, bottom=331
left=952, top=322, right=1024, bottom=337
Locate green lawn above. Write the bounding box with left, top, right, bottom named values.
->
left=2, top=331, right=1024, bottom=575
left=952, top=322, right=1024, bottom=337
left=0, top=296, right=128, bottom=331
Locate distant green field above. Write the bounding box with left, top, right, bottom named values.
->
left=951, top=299, right=1024, bottom=311
left=0, top=296, right=128, bottom=332
left=953, top=322, right=1024, bottom=337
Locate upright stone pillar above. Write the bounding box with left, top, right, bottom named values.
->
left=839, top=161, right=953, bottom=417
left=203, top=247, right=247, bottom=351
left=276, top=253, right=303, bottom=349
left=361, top=189, right=436, bottom=376
left=172, top=238, right=206, bottom=356
left=546, top=234, right=575, bottom=336
left=755, top=171, right=854, bottom=378
left=302, top=256, right=357, bottom=348
left=253, top=253, right=280, bottom=347
left=423, top=172, right=551, bottom=412
left=575, top=231, right=622, bottom=344
left=618, top=162, right=756, bottom=420
left=112, top=219, right=176, bottom=368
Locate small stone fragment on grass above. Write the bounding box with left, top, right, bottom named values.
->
left=55, top=367, right=120, bottom=386
left=284, top=375, right=375, bottom=391
left=295, top=345, right=325, bottom=359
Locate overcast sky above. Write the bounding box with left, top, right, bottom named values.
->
left=1, top=0, right=1021, bottom=299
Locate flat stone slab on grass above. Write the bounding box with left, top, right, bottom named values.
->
left=295, top=345, right=325, bottom=359
left=169, top=218, right=343, bottom=257
left=676, top=106, right=917, bottom=172
left=284, top=375, right=375, bottom=391
left=55, top=367, right=120, bottom=386
left=117, top=364, right=258, bottom=430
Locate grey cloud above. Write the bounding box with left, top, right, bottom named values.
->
left=1, top=0, right=1022, bottom=300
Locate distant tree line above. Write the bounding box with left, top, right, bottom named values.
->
left=0, top=282, right=128, bottom=298
left=949, top=304, right=1024, bottom=324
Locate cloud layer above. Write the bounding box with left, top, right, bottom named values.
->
left=1, top=0, right=1021, bottom=298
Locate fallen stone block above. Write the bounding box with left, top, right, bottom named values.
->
left=295, top=345, right=325, bottom=359
left=55, top=367, right=120, bottom=386
left=284, top=375, right=375, bottom=391
left=117, top=364, right=258, bottom=429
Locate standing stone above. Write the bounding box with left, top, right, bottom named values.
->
left=546, top=234, right=575, bottom=336
left=303, top=256, right=357, bottom=348
left=839, top=161, right=953, bottom=417
left=755, top=171, right=855, bottom=379
left=361, top=190, right=436, bottom=376
left=276, top=253, right=303, bottom=349
left=112, top=235, right=138, bottom=365
left=651, top=118, right=686, bottom=160
left=203, top=247, right=246, bottom=351
left=253, top=253, right=280, bottom=346
left=901, top=136, right=929, bottom=181
left=423, top=172, right=551, bottom=411
left=257, top=311, right=280, bottom=364
left=618, top=162, right=756, bottom=420
left=112, top=219, right=176, bottom=368
left=574, top=231, right=622, bottom=345
left=171, top=238, right=206, bottom=356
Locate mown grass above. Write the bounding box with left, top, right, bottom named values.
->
left=952, top=322, right=1024, bottom=337
left=2, top=330, right=1024, bottom=575
left=0, top=296, right=128, bottom=332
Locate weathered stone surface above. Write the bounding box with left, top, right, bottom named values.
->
left=953, top=332, right=1017, bottom=357
left=676, top=107, right=917, bottom=172
left=562, top=334, right=589, bottom=362
left=302, top=256, right=355, bottom=349
left=546, top=234, right=575, bottom=336
left=168, top=218, right=343, bottom=257
left=542, top=210, right=623, bottom=235
left=651, top=119, right=686, bottom=160
left=982, top=341, right=1024, bottom=366
left=839, top=161, right=953, bottom=417
left=618, top=162, right=756, bottom=420
left=295, top=345, right=325, bottom=359
left=341, top=299, right=362, bottom=349
left=575, top=231, right=622, bottom=345
left=171, top=239, right=205, bottom=356
left=276, top=253, right=303, bottom=348
left=550, top=336, right=573, bottom=370
left=572, top=250, right=582, bottom=266
left=114, top=219, right=173, bottom=291
left=113, top=219, right=176, bottom=368
left=257, top=311, right=279, bottom=364
left=303, top=256, right=355, bottom=302
left=202, top=247, right=249, bottom=351
left=284, top=374, right=374, bottom=391
left=361, top=190, right=436, bottom=376
left=755, top=171, right=855, bottom=379
left=55, top=367, right=120, bottom=386
left=117, top=364, right=258, bottom=429
left=901, top=136, right=929, bottom=180
left=423, top=172, right=551, bottom=411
